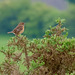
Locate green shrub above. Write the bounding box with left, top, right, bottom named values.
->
left=0, top=18, right=75, bottom=75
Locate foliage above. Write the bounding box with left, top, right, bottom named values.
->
left=68, top=0, right=75, bottom=3
left=0, top=0, right=75, bottom=38
left=0, top=18, right=75, bottom=75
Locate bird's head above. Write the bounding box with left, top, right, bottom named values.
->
left=18, top=22, right=25, bottom=26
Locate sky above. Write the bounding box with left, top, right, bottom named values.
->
left=32, top=0, right=68, bottom=10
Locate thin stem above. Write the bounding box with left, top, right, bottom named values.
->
left=24, top=44, right=30, bottom=70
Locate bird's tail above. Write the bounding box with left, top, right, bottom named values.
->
left=8, top=31, right=13, bottom=34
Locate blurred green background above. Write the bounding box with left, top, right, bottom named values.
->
left=0, top=0, right=75, bottom=47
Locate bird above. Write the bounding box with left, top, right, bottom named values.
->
left=8, top=22, right=25, bottom=36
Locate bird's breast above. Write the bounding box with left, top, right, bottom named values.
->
left=19, top=26, right=24, bottom=34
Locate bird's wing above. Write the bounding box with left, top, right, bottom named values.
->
left=13, top=26, right=23, bottom=34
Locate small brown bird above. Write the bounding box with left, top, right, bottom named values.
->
left=8, top=22, right=25, bottom=36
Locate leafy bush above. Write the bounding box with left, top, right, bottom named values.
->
left=0, top=19, right=75, bottom=75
